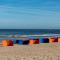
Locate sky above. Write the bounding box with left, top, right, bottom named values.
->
left=0, top=0, right=60, bottom=29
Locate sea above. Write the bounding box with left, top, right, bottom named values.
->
left=0, top=29, right=60, bottom=35
left=0, top=29, right=60, bottom=40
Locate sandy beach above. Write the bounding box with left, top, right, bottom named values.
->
left=0, top=43, right=60, bottom=60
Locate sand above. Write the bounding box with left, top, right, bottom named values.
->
left=0, top=43, right=60, bottom=60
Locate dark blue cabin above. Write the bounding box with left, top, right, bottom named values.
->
left=39, top=38, right=49, bottom=43
left=23, top=40, right=29, bottom=45
left=16, top=40, right=23, bottom=45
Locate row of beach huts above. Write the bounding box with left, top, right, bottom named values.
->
left=1, top=37, right=60, bottom=46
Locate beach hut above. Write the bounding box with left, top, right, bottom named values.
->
left=49, top=38, right=58, bottom=43
left=39, top=38, right=49, bottom=43
left=2, top=40, right=10, bottom=46
left=29, top=39, right=35, bottom=45
left=39, top=38, right=45, bottom=43
left=16, top=40, right=23, bottom=45
left=33, top=39, right=39, bottom=44
left=49, top=38, right=54, bottom=43
left=54, top=38, right=58, bottom=42
left=8, top=40, right=13, bottom=46
left=2, top=40, right=13, bottom=46
left=43, top=38, right=49, bottom=43
left=16, top=40, right=19, bottom=44
left=23, top=40, right=29, bottom=45
left=58, top=37, right=60, bottom=42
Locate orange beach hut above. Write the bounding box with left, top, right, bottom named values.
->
left=2, top=40, right=13, bottom=46
left=58, top=37, right=60, bottom=42
left=33, top=39, right=39, bottom=44
left=29, top=39, right=35, bottom=45
left=49, top=38, right=58, bottom=43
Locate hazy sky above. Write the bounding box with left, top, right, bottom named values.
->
left=0, top=0, right=60, bottom=29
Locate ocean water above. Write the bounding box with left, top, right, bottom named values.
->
left=0, top=29, right=60, bottom=35
left=0, top=29, right=60, bottom=41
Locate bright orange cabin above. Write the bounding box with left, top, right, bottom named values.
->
left=2, top=40, right=10, bottom=46
left=58, top=38, right=60, bottom=42
left=49, top=38, right=58, bottom=43
left=29, top=40, right=35, bottom=45
left=2, top=40, right=13, bottom=46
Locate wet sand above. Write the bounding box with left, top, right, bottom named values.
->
left=0, top=43, right=60, bottom=60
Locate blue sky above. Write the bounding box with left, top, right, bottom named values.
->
left=0, top=0, right=60, bottom=29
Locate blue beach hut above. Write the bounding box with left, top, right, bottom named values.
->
left=39, top=38, right=49, bottom=43
left=39, top=38, right=44, bottom=43
left=43, top=38, right=49, bottom=43
left=23, top=40, right=29, bottom=45
left=16, top=40, right=23, bottom=45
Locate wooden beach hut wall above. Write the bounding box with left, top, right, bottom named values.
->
left=2, top=40, right=13, bottom=46
left=23, top=40, right=29, bottom=45
left=16, top=40, right=19, bottom=44
left=29, top=36, right=39, bottom=45
left=39, top=38, right=45, bottom=43
left=54, top=38, right=58, bottom=42
left=33, top=39, right=40, bottom=44
left=49, top=38, right=58, bottom=43
left=8, top=40, right=13, bottom=46
left=16, top=40, right=23, bottom=45
left=2, top=40, right=10, bottom=46
left=49, top=38, right=54, bottom=43
left=39, top=38, right=49, bottom=43
left=58, top=37, right=60, bottom=42
left=29, top=39, right=35, bottom=45
left=43, top=38, right=49, bottom=43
